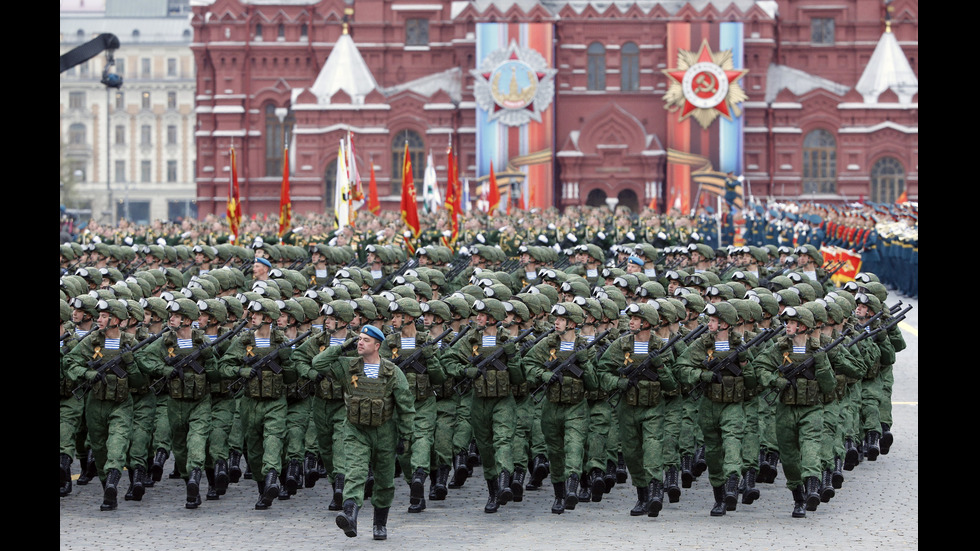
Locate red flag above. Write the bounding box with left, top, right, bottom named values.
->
left=488, top=161, right=501, bottom=217
left=400, top=141, right=420, bottom=238
left=402, top=234, right=416, bottom=256
left=896, top=190, right=908, bottom=204
left=445, top=140, right=460, bottom=244
left=367, top=161, right=381, bottom=215
left=227, top=147, right=242, bottom=242
left=277, top=143, right=291, bottom=240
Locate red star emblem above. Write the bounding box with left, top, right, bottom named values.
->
left=663, top=40, right=749, bottom=125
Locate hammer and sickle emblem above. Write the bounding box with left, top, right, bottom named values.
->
left=694, top=73, right=718, bottom=94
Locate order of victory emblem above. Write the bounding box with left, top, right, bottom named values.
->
left=662, top=39, right=749, bottom=129
left=472, top=40, right=557, bottom=127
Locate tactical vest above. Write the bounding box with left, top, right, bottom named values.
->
left=618, top=335, right=662, bottom=408
left=238, top=330, right=288, bottom=400
left=86, top=331, right=135, bottom=403
left=162, top=329, right=210, bottom=401
left=698, top=334, right=746, bottom=404
left=542, top=335, right=586, bottom=405
left=389, top=334, right=432, bottom=402
left=774, top=339, right=822, bottom=407
left=344, top=359, right=396, bottom=427
left=314, top=334, right=354, bottom=400
left=468, top=332, right=511, bottom=399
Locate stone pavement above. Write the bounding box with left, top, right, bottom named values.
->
left=60, top=297, right=918, bottom=551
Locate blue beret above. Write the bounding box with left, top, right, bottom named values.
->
left=254, top=257, right=272, bottom=269
left=627, top=256, right=645, bottom=267
left=361, top=325, right=384, bottom=342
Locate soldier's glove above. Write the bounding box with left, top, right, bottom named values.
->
left=313, top=372, right=325, bottom=384
left=575, top=349, right=589, bottom=365
left=700, top=370, right=716, bottom=383
left=162, top=366, right=176, bottom=380
left=464, top=367, right=480, bottom=379
left=773, top=378, right=790, bottom=391
left=503, top=341, right=517, bottom=358
left=616, top=378, right=630, bottom=392
left=648, top=354, right=665, bottom=369
left=873, top=331, right=886, bottom=344
left=279, top=348, right=293, bottom=361
left=549, top=370, right=564, bottom=384
left=240, top=365, right=261, bottom=379
left=85, top=370, right=105, bottom=383
left=199, top=345, right=215, bottom=360
left=120, top=351, right=135, bottom=365
left=422, top=346, right=436, bottom=359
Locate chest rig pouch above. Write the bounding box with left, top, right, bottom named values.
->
left=545, top=346, right=585, bottom=405
left=777, top=346, right=821, bottom=406
left=163, top=332, right=208, bottom=401
left=702, top=346, right=745, bottom=404
left=621, top=343, right=662, bottom=408
left=470, top=338, right=510, bottom=399
left=345, top=360, right=394, bottom=427
left=89, top=338, right=132, bottom=403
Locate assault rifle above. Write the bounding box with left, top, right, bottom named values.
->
left=682, top=324, right=709, bottom=344
left=444, top=255, right=472, bottom=285
left=520, top=327, right=557, bottom=356
left=453, top=327, right=534, bottom=395
left=225, top=329, right=313, bottom=393
left=394, top=327, right=454, bottom=375
left=150, top=318, right=249, bottom=395
left=606, top=330, right=686, bottom=408
left=761, top=331, right=848, bottom=406
left=689, top=326, right=784, bottom=401
left=370, top=259, right=418, bottom=294
left=530, top=328, right=611, bottom=403
left=819, top=261, right=847, bottom=285
left=73, top=329, right=166, bottom=399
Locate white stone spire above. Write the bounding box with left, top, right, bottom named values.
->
left=854, top=23, right=918, bottom=104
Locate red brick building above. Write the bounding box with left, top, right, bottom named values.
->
left=191, top=0, right=917, bottom=219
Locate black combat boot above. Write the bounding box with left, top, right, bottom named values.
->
left=61, top=478, right=72, bottom=497
left=511, top=467, right=526, bottom=502
left=304, top=452, right=319, bottom=488
left=742, top=468, right=760, bottom=505
left=724, top=473, right=739, bottom=511
left=60, top=453, right=72, bottom=486
left=551, top=480, right=566, bottom=514
left=124, top=468, right=136, bottom=501
left=101, top=468, right=122, bottom=511
left=365, top=468, right=374, bottom=500
left=185, top=468, right=202, bottom=509
left=496, top=470, right=513, bottom=506
left=646, top=479, right=663, bottom=517
left=804, top=476, right=821, bottom=511
left=832, top=457, right=845, bottom=489
left=434, top=464, right=451, bottom=499
left=330, top=473, right=345, bottom=511
left=410, top=467, right=427, bottom=506
left=254, top=480, right=268, bottom=510
left=880, top=423, right=893, bottom=455
left=792, top=485, right=807, bottom=518
left=630, top=485, right=650, bottom=516
left=865, top=431, right=881, bottom=461
left=820, top=470, right=835, bottom=502
left=449, top=450, right=468, bottom=489
left=589, top=467, right=606, bottom=502
left=278, top=471, right=290, bottom=500
left=227, top=449, right=243, bottom=483
left=576, top=471, right=591, bottom=503
left=169, top=462, right=182, bottom=479
left=257, top=469, right=279, bottom=509
left=604, top=459, right=618, bottom=492
left=131, top=465, right=146, bottom=500
left=206, top=468, right=219, bottom=500
left=758, top=448, right=774, bottom=483
left=428, top=469, right=439, bottom=500
left=150, top=448, right=168, bottom=483
left=693, top=446, right=708, bottom=478
left=316, top=456, right=327, bottom=479
left=373, top=506, right=390, bottom=540
left=765, top=450, right=780, bottom=481
left=408, top=496, right=426, bottom=513
left=285, top=459, right=301, bottom=494
left=530, top=454, right=549, bottom=489
left=565, top=473, right=580, bottom=510
left=665, top=466, right=681, bottom=503
left=680, top=455, right=694, bottom=488
left=214, top=460, right=229, bottom=496
left=336, top=499, right=359, bottom=537
left=466, top=440, right=480, bottom=469
left=616, top=452, right=628, bottom=484
left=710, top=485, right=726, bottom=517
left=843, top=438, right=859, bottom=470
left=78, top=449, right=97, bottom=486
left=484, top=479, right=499, bottom=513
left=243, top=464, right=253, bottom=480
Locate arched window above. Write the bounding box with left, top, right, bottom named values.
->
left=264, top=104, right=294, bottom=177
left=587, top=42, right=606, bottom=91
left=621, top=42, right=639, bottom=92
left=391, top=130, right=425, bottom=196
left=255, top=23, right=263, bottom=41
left=802, top=129, right=837, bottom=195
left=69, top=123, right=86, bottom=145
left=324, top=159, right=338, bottom=214
left=870, top=157, right=905, bottom=204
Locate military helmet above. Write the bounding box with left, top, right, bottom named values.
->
left=61, top=298, right=72, bottom=322
left=179, top=285, right=211, bottom=303
left=352, top=297, right=379, bottom=321
left=197, top=298, right=228, bottom=324
left=854, top=272, right=880, bottom=284
left=219, top=296, right=244, bottom=321
left=863, top=281, right=888, bottom=303
left=704, top=301, right=739, bottom=327
left=802, top=301, right=828, bottom=325
left=768, top=275, right=794, bottom=291
left=294, top=296, right=320, bottom=322
left=168, top=297, right=201, bottom=320
left=824, top=300, right=846, bottom=325
left=575, top=297, right=603, bottom=322
left=279, top=299, right=307, bottom=324
left=330, top=285, right=352, bottom=301
left=506, top=299, right=530, bottom=322
left=638, top=281, right=667, bottom=299
left=70, top=294, right=100, bottom=317
left=754, top=293, right=780, bottom=318
left=75, top=267, right=103, bottom=288
left=827, top=290, right=856, bottom=313
left=730, top=299, right=755, bottom=325
left=249, top=298, right=281, bottom=320
left=775, top=289, right=802, bottom=308
left=854, top=292, right=882, bottom=314
left=678, top=292, right=706, bottom=319
left=598, top=297, right=619, bottom=321
left=443, top=296, right=472, bottom=320
left=389, top=297, right=423, bottom=318
left=191, top=244, right=217, bottom=261
left=420, top=299, right=452, bottom=323
left=550, top=302, right=585, bottom=325
left=780, top=305, right=815, bottom=329
left=484, top=283, right=513, bottom=301
left=472, top=298, right=507, bottom=322
left=531, top=284, right=559, bottom=306
left=560, top=279, right=591, bottom=299
left=704, top=284, right=734, bottom=301
left=654, top=298, right=678, bottom=324
left=322, top=299, right=356, bottom=323
left=624, top=302, right=660, bottom=326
